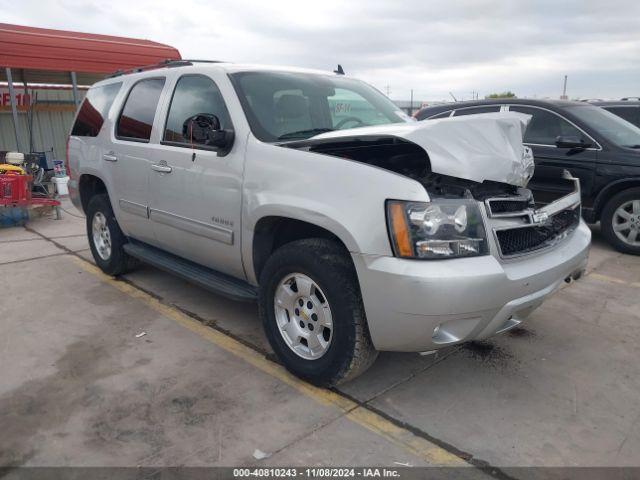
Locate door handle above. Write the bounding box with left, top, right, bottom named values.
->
left=103, top=153, right=118, bottom=162
left=151, top=163, right=172, bottom=173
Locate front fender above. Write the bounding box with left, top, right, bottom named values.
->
left=247, top=202, right=360, bottom=251
left=241, top=136, right=429, bottom=284
left=593, top=177, right=640, bottom=217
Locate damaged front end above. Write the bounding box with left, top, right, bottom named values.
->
left=486, top=172, right=582, bottom=258
left=281, top=113, right=582, bottom=259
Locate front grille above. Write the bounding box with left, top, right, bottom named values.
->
left=488, top=199, right=531, bottom=214
left=496, top=208, right=580, bottom=257
left=486, top=193, right=534, bottom=216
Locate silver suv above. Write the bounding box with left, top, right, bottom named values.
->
left=67, top=60, right=591, bottom=385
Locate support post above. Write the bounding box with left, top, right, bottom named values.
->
left=24, top=74, right=34, bottom=153
left=70, top=71, right=80, bottom=109
left=5, top=67, right=22, bottom=152
left=410, top=89, right=414, bottom=116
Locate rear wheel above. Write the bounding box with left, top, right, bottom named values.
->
left=601, top=187, right=640, bottom=255
left=86, top=194, right=138, bottom=275
left=259, top=238, right=378, bottom=386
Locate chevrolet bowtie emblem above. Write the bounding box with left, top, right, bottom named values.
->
left=532, top=210, right=549, bottom=224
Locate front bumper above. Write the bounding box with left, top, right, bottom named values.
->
left=352, top=220, right=591, bottom=352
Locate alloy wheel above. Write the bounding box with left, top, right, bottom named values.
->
left=612, top=200, right=640, bottom=247
left=92, top=212, right=112, bottom=260
left=274, top=273, right=333, bottom=360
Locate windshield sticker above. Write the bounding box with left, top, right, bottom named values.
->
left=335, top=103, right=352, bottom=114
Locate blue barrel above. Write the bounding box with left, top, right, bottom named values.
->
left=0, top=206, right=29, bottom=227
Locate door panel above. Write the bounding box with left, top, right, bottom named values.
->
left=150, top=208, right=234, bottom=245
left=148, top=74, right=245, bottom=279
left=110, top=149, right=154, bottom=242
left=109, top=78, right=165, bottom=243
left=148, top=147, right=243, bottom=278
left=509, top=105, right=597, bottom=205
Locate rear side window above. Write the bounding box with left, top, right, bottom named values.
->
left=510, top=106, right=585, bottom=145
left=117, top=78, right=165, bottom=142
left=71, top=83, right=122, bottom=137
left=605, top=107, right=640, bottom=128
left=453, top=106, right=501, bottom=116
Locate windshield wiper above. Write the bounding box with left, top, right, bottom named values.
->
left=625, top=144, right=640, bottom=149
left=278, top=128, right=334, bottom=140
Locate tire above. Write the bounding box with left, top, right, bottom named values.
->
left=86, top=193, right=138, bottom=275
left=601, top=187, right=640, bottom=255
left=259, top=238, right=378, bottom=386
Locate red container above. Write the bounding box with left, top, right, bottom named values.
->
left=0, top=174, right=32, bottom=206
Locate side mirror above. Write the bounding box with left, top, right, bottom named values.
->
left=555, top=135, right=592, bottom=150
left=183, top=114, right=234, bottom=155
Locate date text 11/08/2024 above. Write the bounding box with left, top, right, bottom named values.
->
left=233, top=468, right=401, bottom=478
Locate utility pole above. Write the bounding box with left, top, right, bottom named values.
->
left=5, top=68, right=22, bottom=152
left=385, top=84, right=391, bottom=97
left=410, top=89, right=414, bottom=116
left=561, top=75, right=568, bottom=100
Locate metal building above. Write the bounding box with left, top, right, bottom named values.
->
left=0, top=23, right=181, bottom=160
left=1, top=85, right=86, bottom=159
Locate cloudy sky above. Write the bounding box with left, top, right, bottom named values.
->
left=3, top=0, right=639, bottom=101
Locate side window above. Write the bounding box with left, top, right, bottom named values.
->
left=71, top=83, right=122, bottom=137
left=328, top=88, right=390, bottom=127
left=428, top=111, right=453, bottom=119
left=164, top=75, right=232, bottom=145
left=116, top=78, right=165, bottom=142
left=453, top=106, right=501, bottom=116
left=605, top=107, right=640, bottom=128
left=510, top=106, right=585, bottom=145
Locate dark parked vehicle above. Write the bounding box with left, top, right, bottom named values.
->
left=589, top=101, right=640, bottom=129
left=415, top=99, right=640, bottom=254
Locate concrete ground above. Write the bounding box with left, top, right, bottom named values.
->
left=1, top=200, right=639, bottom=472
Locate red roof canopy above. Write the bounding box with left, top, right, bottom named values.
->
left=0, top=23, right=181, bottom=85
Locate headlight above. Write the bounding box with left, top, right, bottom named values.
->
left=386, top=199, right=488, bottom=259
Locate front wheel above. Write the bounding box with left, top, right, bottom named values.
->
left=601, top=188, right=640, bottom=255
left=258, top=238, right=378, bottom=386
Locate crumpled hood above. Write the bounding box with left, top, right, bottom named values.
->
left=311, top=112, right=534, bottom=187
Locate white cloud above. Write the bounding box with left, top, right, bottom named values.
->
left=2, top=0, right=639, bottom=100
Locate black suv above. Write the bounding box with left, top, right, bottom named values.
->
left=589, top=101, right=640, bottom=129
left=415, top=99, right=640, bottom=254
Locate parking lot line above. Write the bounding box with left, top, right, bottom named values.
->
left=588, top=272, right=640, bottom=288
left=71, top=255, right=470, bottom=468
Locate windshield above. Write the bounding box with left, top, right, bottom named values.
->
left=566, top=105, right=640, bottom=148
left=229, top=71, right=408, bottom=142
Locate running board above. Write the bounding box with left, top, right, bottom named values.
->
left=123, top=240, right=258, bottom=302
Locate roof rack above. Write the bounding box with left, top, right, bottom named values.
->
left=108, top=59, right=224, bottom=78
